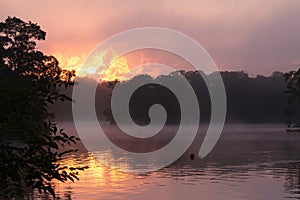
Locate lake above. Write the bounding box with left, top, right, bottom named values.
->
left=31, top=124, right=300, bottom=200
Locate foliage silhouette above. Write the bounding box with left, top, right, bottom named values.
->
left=52, top=70, right=288, bottom=124
left=94, top=70, right=287, bottom=124
left=0, top=17, right=87, bottom=199
left=284, top=68, right=300, bottom=127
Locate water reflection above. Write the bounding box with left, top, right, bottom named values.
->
left=27, top=124, right=300, bottom=200
left=285, top=162, right=300, bottom=199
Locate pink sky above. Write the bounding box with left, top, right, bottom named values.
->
left=1, top=0, right=300, bottom=76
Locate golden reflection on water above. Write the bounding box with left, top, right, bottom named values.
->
left=55, top=152, right=131, bottom=190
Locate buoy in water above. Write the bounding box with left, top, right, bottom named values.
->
left=190, top=153, right=195, bottom=160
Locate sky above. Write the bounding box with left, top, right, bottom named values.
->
left=1, top=0, right=300, bottom=78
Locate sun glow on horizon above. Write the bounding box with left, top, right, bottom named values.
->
left=52, top=49, right=185, bottom=82
left=53, top=50, right=131, bottom=81
left=101, top=56, right=130, bottom=81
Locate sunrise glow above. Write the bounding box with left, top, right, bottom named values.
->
left=101, top=56, right=130, bottom=81
left=53, top=50, right=170, bottom=82
left=53, top=50, right=132, bottom=81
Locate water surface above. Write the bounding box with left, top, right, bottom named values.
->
left=32, top=124, right=300, bottom=200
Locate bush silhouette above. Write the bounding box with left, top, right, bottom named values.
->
left=0, top=16, right=87, bottom=198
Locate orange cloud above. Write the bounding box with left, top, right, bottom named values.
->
left=53, top=49, right=132, bottom=81
left=52, top=52, right=86, bottom=75
left=53, top=49, right=192, bottom=82
left=101, top=56, right=130, bottom=81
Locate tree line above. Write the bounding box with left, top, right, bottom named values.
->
left=53, top=70, right=290, bottom=124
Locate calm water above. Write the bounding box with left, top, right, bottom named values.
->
left=32, top=124, right=300, bottom=200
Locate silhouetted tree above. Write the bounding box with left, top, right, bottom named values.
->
left=284, top=68, right=300, bottom=127
left=102, top=79, right=119, bottom=124
left=0, top=17, right=86, bottom=199
left=98, top=70, right=286, bottom=125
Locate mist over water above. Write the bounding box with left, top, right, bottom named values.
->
left=31, top=123, right=300, bottom=200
